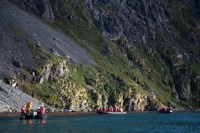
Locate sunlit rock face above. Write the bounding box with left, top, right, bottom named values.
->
left=4, top=0, right=200, bottom=110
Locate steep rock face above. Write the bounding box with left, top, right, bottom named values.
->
left=9, top=0, right=54, bottom=23
left=0, top=0, right=95, bottom=78
left=86, top=0, right=175, bottom=44
left=181, top=0, right=200, bottom=20
left=178, top=83, right=191, bottom=100
left=95, top=93, right=149, bottom=111
left=4, top=0, right=200, bottom=110
left=85, top=0, right=200, bottom=102
left=180, top=0, right=200, bottom=46
left=40, top=60, right=69, bottom=83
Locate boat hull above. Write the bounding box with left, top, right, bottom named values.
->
left=20, top=110, right=47, bottom=119
left=97, top=110, right=127, bottom=114
left=157, top=110, right=173, bottom=113
left=20, top=114, right=47, bottom=119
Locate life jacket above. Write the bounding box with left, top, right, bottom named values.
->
left=108, top=107, right=111, bottom=111
left=21, top=107, right=26, bottom=114
left=116, top=107, right=119, bottom=112
left=110, top=107, right=113, bottom=112
left=113, top=107, right=116, bottom=112
left=40, top=107, right=46, bottom=115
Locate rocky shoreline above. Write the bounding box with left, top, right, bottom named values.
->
left=0, top=111, right=97, bottom=118
left=0, top=110, right=163, bottom=118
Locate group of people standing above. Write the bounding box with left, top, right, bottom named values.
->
left=99, top=106, right=123, bottom=112
left=21, top=101, right=46, bottom=115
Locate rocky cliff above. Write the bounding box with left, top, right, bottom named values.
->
left=86, top=0, right=174, bottom=44
left=47, top=0, right=200, bottom=109
left=0, top=0, right=95, bottom=112
left=10, top=0, right=55, bottom=23
left=0, top=0, right=199, bottom=112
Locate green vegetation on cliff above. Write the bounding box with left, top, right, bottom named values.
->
left=11, top=0, right=200, bottom=111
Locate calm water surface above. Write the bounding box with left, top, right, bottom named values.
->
left=0, top=112, right=200, bottom=133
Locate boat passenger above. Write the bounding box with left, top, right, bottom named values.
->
left=167, top=107, right=172, bottom=111
left=100, top=107, right=102, bottom=111
left=116, top=107, right=119, bottom=112
left=110, top=106, right=113, bottom=112
left=40, top=105, right=46, bottom=115
left=163, top=107, right=167, bottom=112
left=108, top=106, right=113, bottom=112
left=21, top=105, right=26, bottom=114
left=119, top=107, right=123, bottom=112
left=26, top=101, right=32, bottom=115
left=113, top=106, right=115, bottom=112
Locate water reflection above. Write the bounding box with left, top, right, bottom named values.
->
left=21, top=119, right=46, bottom=125
left=27, top=119, right=33, bottom=125
left=22, top=119, right=33, bottom=125
left=40, top=119, right=46, bottom=124
left=21, top=119, right=33, bottom=133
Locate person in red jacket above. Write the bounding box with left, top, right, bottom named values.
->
left=21, top=105, right=26, bottom=115
left=40, top=105, right=46, bottom=115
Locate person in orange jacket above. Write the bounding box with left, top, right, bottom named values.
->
left=26, top=101, right=32, bottom=114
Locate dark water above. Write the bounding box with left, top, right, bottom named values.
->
left=0, top=112, right=200, bottom=133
